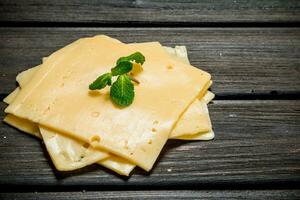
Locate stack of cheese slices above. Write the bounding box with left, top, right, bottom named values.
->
left=3, top=35, right=214, bottom=176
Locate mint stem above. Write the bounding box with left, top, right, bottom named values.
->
left=128, top=75, right=140, bottom=84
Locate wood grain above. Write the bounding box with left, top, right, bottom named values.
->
left=1, top=100, right=299, bottom=189
left=0, top=27, right=299, bottom=96
left=0, top=0, right=299, bottom=24
left=1, top=190, right=300, bottom=200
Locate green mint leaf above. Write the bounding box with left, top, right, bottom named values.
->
left=89, top=73, right=112, bottom=90
left=111, top=61, right=133, bottom=76
left=117, top=52, right=145, bottom=65
left=110, top=74, right=134, bottom=107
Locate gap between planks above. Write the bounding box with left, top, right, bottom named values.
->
left=1, top=21, right=300, bottom=28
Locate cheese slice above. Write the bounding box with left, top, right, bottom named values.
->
left=16, top=66, right=40, bottom=87
left=40, top=125, right=108, bottom=171
left=6, top=36, right=211, bottom=171
left=172, top=92, right=214, bottom=140
left=100, top=156, right=136, bottom=176
left=163, top=46, right=190, bottom=64
left=3, top=114, right=40, bottom=138
left=2, top=44, right=213, bottom=175
left=3, top=88, right=20, bottom=104
left=170, top=99, right=211, bottom=138
left=203, top=91, right=215, bottom=104
left=175, top=130, right=215, bottom=140
left=3, top=66, right=39, bottom=104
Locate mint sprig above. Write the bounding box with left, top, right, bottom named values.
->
left=89, top=52, right=145, bottom=107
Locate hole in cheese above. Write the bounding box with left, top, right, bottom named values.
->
left=91, top=112, right=100, bottom=117
left=83, top=143, right=90, bottom=149
left=90, top=135, right=101, bottom=143
left=166, top=64, right=173, bottom=69
left=153, top=120, right=159, bottom=125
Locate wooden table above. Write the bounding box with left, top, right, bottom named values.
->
left=0, top=1, right=299, bottom=199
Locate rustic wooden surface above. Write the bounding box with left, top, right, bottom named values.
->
left=0, top=0, right=300, bottom=199
left=1, top=190, right=300, bottom=200
left=0, top=0, right=300, bottom=24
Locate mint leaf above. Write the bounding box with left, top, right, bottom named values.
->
left=111, top=61, right=133, bottom=76
left=89, top=52, right=145, bottom=107
left=89, top=73, right=112, bottom=90
left=110, top=74, right=134, bottom=107
left=117, top=52, right=145, bottom=65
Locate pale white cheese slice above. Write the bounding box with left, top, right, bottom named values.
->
left=163, top=46, right=190, bottom=64
left=40, top=125, right=108, bottom=171
left=5, top=36, right=211, bottom=171
left=203, top=91, right=215, bottom=104
left=100, top=156, right=136, bottom=176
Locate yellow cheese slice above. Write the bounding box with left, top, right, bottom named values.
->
left=3, top=114, right=40, bottom=138
left=2, top=44, right=213, bottom=175
left=172, top=91, right=214, bottom=140
left=3, top=87, right=20, bottom=104
left=16, top=66, right=40, bottom=87
left=6, top=36, right=211, bottom=171
left=3, top=66, right=40, bottom=104
left=175, top=130, right=215, bottom=140
left=170, top=99, right=211, bottom=138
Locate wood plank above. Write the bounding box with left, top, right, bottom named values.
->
left=1, top=190, right=300, bottom=199
left=0, top=27, right=299, bottom=96
left=0, top=0, right=299, bottom=24
left=0, top=100, right=299, bottom=188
